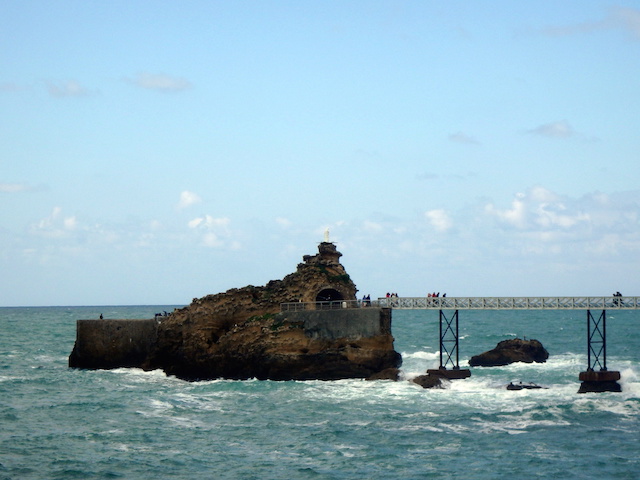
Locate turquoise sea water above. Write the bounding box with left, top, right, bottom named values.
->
left=1, top=306, right=639, bottom=479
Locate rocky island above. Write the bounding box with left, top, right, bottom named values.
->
left=69, top=242, right=402, bottom=381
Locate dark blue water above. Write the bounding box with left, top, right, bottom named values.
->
left=1, top=306, right=638, bottom=479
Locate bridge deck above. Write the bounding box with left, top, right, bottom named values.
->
left=375, top=296, right=639, bottom=310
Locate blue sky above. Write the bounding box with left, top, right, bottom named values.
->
left=2, top=1, right=639, bottom=306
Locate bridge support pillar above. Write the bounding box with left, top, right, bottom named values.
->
left=426, top=310, right=470, bottom=380
left=578, top=309, right=621, bottom=393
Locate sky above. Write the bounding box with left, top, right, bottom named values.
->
left=1, top=1, right=640, bottom=306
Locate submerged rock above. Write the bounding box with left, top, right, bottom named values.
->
left=469, top=338, right=548, bottom=367
left=412, top=374, right=446, bottom=389
left=506, top=381, right=546, bottom=390
left=366, top=368, right=401, bottom=381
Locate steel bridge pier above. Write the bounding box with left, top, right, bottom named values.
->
left=426, top=309, right=471, bottom=380
left=578, top=309, right=621, bottom=393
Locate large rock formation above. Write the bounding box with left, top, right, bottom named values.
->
left=142, top=242, right=401, bottom=380
left=468, top=338, right=549, bottom=367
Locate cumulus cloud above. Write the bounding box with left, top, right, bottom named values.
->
left=527, top=120, right=574, bottom=139
left=188, top=215, right=229, bottom=229
left=485, top=194, right=527, bottom=229
left=31, top=207, right=77, bottom=238
left=177, top=190, right=202, bottom=209
left=484, top=187, right=594, bottom=231
left=448, top=131, right=480, bottom=145
left=127, top=72, right=192, bottom=92
left=188, top=215, right=232, bottom=247
left=425, top=209, right=453, bottom=232
left=46, top=80, right=92, bottom=98
left=476, top=187, right=640, bottom=275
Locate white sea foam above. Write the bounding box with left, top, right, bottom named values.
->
left=620, top=367, right=638, bottom=383
left=400, top=349, right=441, bottom=379
left=171, top=392, right=226, bottom=413
left=402, top=351, right=439, bottom=360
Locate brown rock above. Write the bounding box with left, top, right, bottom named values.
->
left=367, top=368, right=401, bottom=381
left=144, top=243, right=401, bottom=381
left=412, top=375, right=445, bottom=389
left=469, top=338, right=549, bottom=367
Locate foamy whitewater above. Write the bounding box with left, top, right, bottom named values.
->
left=1, top=306, right=639, bottom=479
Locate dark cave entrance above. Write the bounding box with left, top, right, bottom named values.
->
left=315, top=288, right=344, bottom=302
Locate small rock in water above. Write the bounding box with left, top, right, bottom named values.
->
left=469, top=338, right=549, bottom=367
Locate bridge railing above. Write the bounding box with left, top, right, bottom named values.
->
left=281, top=300, right=365, bottom=312
left=281, top=296, right=639, bottom=311
left=376, top=296, right=640, bottom=310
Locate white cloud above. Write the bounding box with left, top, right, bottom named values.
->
left=363, top=220, right=383, bottom=233
left=1, top=183, right=30, bottom=193
left=534, top=202, right=589, bottom=229
left=31, top=207, right=78, bottom=238
left=127, top=72, right=192, bottom=92
left=0, top=183, right=47, bottom=194
left=46, top=80, right=92, bottom=98
left=201, top=232, right=221, bottom=248
left=527, top=120, right=574, bottom=139
left=188, top=215, right=232, bottom=247
left=484, top=187, right=599, bottom=233
left=177, top=190, right=202, bottom=209
left=275, top=217, right=292, bottom=228
left=63, top=216, right=77, bottom=230
left=187, top=217, right=203, bottom=228
left=485, top=193, right=528, bottom=229
left=425, top=209, right=453, bottom=232
left=149, top=220, right=163, bottom=230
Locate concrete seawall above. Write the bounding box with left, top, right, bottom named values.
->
left=278, top=307, right=391, bottom=340
left=68, top=319, right=158, bottom=369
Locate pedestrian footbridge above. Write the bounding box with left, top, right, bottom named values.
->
left=376, top=296, right=639, bottom=310
left=280, top=295, right=635, bottom=391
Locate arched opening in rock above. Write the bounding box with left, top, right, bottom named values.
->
left=315, top=288, right=344, bottom=302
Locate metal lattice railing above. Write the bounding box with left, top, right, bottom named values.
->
left=374, top=296, right=640, bottom=310
left=281, top=296, right=639, bottom=311
left=281, top=300, right=363, bottom=312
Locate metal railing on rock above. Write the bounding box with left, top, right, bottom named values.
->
left=280, top=300, right=373, bottom=312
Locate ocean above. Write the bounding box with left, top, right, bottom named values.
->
left=1, top=305, right=638, bottom=479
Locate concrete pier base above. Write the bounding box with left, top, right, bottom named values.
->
left=578, top=370, right=622, bottom=393
left=426, top=367, right=471, bottom=379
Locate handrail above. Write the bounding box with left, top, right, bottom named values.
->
left=281, top=300, right=366, bottom=312
left=280, top=296, right=639, bottom=311
left=374, top=296, right=640, bottom=310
